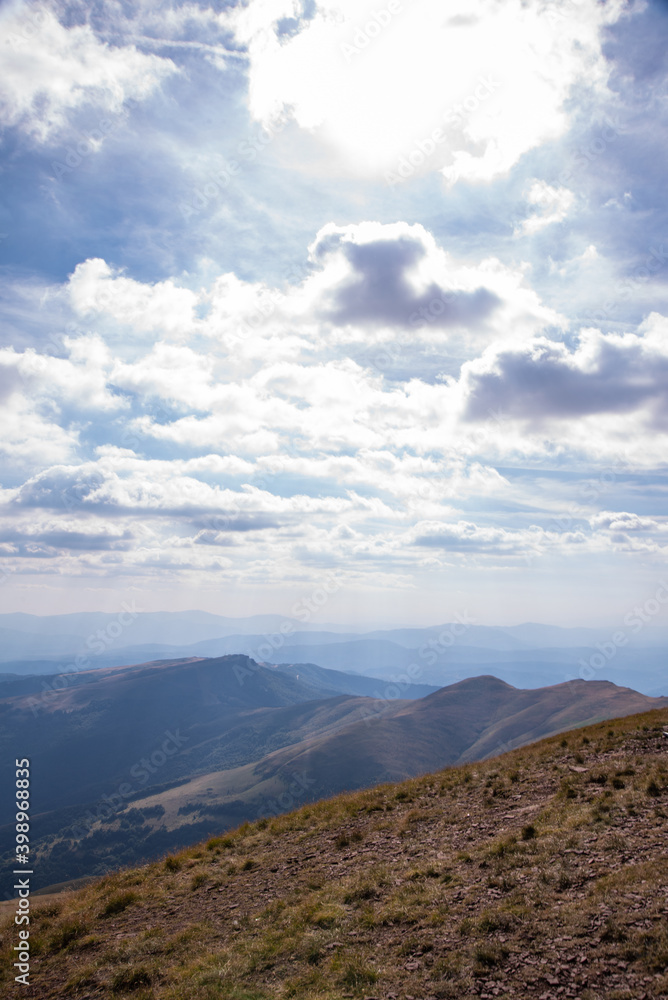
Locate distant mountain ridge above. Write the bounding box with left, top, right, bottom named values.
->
left=0, top=653, right=665, bottom=889
left=1, top=611, right=667, bottom=698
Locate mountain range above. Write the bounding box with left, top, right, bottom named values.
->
left=1, top=652, right=665, bottom=891
left=3, top=706, right=667, bottom=999
left=1, top=610, right=667, bottom=696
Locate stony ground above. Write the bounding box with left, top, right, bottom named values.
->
left=2, top=709, right=667, bottom=1000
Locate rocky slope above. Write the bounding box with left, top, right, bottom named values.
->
left=1, top=708, right=667, bottom=999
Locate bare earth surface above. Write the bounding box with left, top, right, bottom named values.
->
left=2, top=709, right=667, bottom=1000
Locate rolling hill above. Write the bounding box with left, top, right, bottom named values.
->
left=2, top=708, right=667, bottom=999
left=1, top=653, right=665, bottom=891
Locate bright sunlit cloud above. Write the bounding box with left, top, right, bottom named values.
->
left=2, top=0, right=668, bottom=623
left=0, top=3, right=177, bottom=141
left=227, top=0, right=627, bottom=181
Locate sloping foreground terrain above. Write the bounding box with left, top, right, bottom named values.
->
left=1, top=655, right=665, bottom=888
left=2, top=709, right=667, bottom=999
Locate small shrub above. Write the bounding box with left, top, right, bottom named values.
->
left=77, top=935, right=102, bottom=950
left=241, top=858, right=256, bottom=871
left=206, top=834, right=233, bottom=850
left=49, top=919, right=88, bottom=951
left=344, top=883, right=377, bottom=903
left=306, top=943, right=324, bottom=965
left=311, top=906, right=343, bottom=928
left=164, top=855, right=182, bottom=872
left=521, top=824, right=536, bottom=841
left=100, top=891, right=139, bottom=918
left=477, top=910, right=513, bottom=933
left=111, top=967, right=152, bottom=992
left=557, top=870, right=572, bottom=891
left=191, top=872, right=207, bottom=889
left=402, top=808, right=430, bottom=828
left=601, top=918, right=627, bottom=943
left=338, top=959, right=378, bottom=988
left=473, top=943, right=508, bottom=970
left=647, top=780, right=661, bottom=798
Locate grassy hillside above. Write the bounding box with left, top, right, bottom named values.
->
left=5, top=670, right=665, bottom=890
left=0, top=655, right=343, bottom=822
left=2, top=708, right=667, bottom=999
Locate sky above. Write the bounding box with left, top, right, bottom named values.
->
left=1, top=0, right=668, bottom=627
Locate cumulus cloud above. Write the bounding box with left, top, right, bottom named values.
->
left=225, top=0, right=627, bottom=182
left=310, top=222, right=500, bottom=329
left=589, top=511, right=664, bottom=533
left=458, top=322, right=668, bottom=429
left=0, top=3, right=177, bottom=142
left=68, top=259, right=198, bottom=336
left=296, top=222, right=562, bottom=354
left=57, top=224, right=561, bottom=363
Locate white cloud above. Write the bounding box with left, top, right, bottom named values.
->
left=296, top=221, right=564, bottom=353
left=0, top=393, right=77, bottom=467
left=515, top=181, right=575, bottom=236
left=68, top=259, right=198, bottom=336
left=225, top=0, right=627, bottom=182
left=61, top=224, right=564, bottom=361
left=0, top=3, right=177, bottom=142
left=111, top=343, right=216, bottom=410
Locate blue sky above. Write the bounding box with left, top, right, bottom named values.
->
left=1, top=0, right=668, bottom=626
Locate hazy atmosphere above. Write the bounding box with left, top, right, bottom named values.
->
left=2, top=8, right=668, bottom=997
left=2, top=0, right=668, bottom=627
